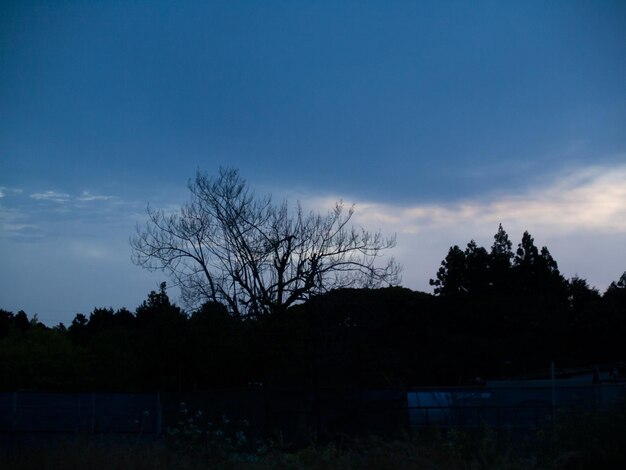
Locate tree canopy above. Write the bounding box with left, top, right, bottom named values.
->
left=2, top=224, right=625, bottom=391
left=430, top=225, right=568, bottom=299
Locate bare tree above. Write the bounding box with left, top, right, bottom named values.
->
left=131, top=168, right=401, bottom=317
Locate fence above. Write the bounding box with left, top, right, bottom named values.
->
left=0, top=392, right=161, bottom=434
left=407, top=383, right=626, bottom=429
left=1, top=384, right=624, bottom=440
left=0, top=388, right=407, bottom=440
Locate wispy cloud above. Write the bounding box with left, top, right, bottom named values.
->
left=0, top=203, right=44, bottom=241
left=30, top=190, right=71, bottom=203
left=28, top=189, right=117, bottom=204
left=77, top=191, right=116, bottom=202
left=2, top=223, right=45, bottom=241
left=0, top=187, right=131, bottom=243
left=0, top=186, right=23, bottom=198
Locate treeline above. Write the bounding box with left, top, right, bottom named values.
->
left=1, top=226, right=625, bottom=391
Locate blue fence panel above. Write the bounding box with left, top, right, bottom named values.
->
left=17, top=392, right=92, bottom=432
left=94, top=393, right=159, bottom=433
left=407, top=384, right=626, bottom=429
left=0, top=392, right=160, bottom=434
left=0, top=393, right=17, bottom=432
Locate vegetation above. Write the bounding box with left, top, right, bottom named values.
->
left=3, top=402, right=626, bottom=469
left=1, top=224, right=625, bottom=390
left=2, top=219, right=626, bottom=467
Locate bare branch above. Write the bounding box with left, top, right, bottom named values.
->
left=131, top=167, right=401, bottom=316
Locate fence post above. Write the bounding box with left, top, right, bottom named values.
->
left=497, top=405, right=501, bottom=428
left=91, top=392, right=96, bottom=433
left=551, top=361, right=556, bottom=428
left=157, top=392, right=162, bottom=434
left=12, top=391, right=18, bottom=432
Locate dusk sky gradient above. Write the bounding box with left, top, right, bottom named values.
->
left=1, top=1, right=625, bottom=325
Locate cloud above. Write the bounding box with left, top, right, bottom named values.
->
left=346, top=164, right=626, bottom=236
left=28, top=189, right=116, bottom=203
left=0, top=204, right=42, bottom=241
left=305, top=163, right=626, bottom=292
left=0, top=205, right=43, bottom=238
left=30, top=190, right=71, bottom=203
left=0, top=187, right=132, bottom=244
left=0, top=186, right=23, bottom=198
left=77, top=191, right=116, bottom=202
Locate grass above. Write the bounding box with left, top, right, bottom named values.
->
left=0, top=432, right=522, bottom=470
left=2, top=402, right=626, bottom=469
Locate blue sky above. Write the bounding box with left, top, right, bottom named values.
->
left=1, top=1, right=625, bottom=325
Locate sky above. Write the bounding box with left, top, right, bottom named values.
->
left=1, top=1, right=625, bottom=325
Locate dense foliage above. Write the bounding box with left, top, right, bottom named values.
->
left=1, top=226, right=625, bottom=391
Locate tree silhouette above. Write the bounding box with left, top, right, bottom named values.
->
left=134, top=282, right=187, bottom=390
left=430, top=245, right=467, bottom=296
left=606, top=271, right=626, bottom=293
left=514, top=231, right=539, bottom=267
left=0, top=309, right=14, bottom=339
left=512, top=231, right=567, bottom=298
left=131, top=168, right=400, bottom=316
left=430, top=240, right=490, bottom=296
left=489, top=223, right=514, bottom=292
left=464, top=240, right=490, bottom=294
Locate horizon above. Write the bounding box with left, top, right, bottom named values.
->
left=1, top=1, right=625, bottom=325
